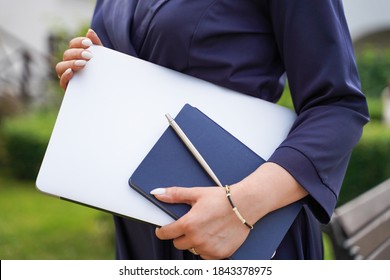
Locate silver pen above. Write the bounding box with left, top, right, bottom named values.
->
left=165, top=113, right=254, bottom=230
left=165, top=113, right=223, bottom=188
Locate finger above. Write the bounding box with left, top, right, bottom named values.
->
left=55, top=59, right=87, bottom=78
left=86, top=28, right=103, bottom=46
left=150, top=187, right=198, bottom=205
left=59, top=68, right=73, bottom=90
left=63, top=48, right=93, bottom=62
left=155, top=223, right=184, bottom=240
left=155, top=203, right=201, bottom=241
left=199, top=254, right=216, bottom=260
left=173, top=238, right=222, bottom=260
left=172, top=235, right=191, bottom=251
left=68, top=36, right=93, bottom=49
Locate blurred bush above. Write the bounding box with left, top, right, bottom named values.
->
left=338, top=46, right=390, bottom=203
left=356, top=47, right=390, bottom=99
left=1, top=110, right=56, bottom=180
left=339, top=121, right=390, bottom=205
left=0, top=92, right=23, bottom=123
left=366, top=96, right=383, bottom=121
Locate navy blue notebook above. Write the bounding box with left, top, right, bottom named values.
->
left=129, top=104, right=302, bottom=260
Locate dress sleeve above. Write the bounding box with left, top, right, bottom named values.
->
left=266, top=0, right=370, bottom=223
left=90, top=0, right=139, bottom=57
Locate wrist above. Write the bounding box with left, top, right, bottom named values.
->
left=228, top=162, right=308, bottom=226
left=224, top=185, right=254, bottom=230
left=229, top=177, right=271, bottom=226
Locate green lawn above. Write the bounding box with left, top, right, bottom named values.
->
left=0, top=176, right=115, bottom=259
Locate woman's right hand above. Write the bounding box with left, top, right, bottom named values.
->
left=56, top=28, right=103, bottom=90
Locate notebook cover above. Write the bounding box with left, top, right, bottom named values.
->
left=129, top=104, right=301, bottom=259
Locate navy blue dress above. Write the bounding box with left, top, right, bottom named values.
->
left=90, top=0, right=369, bottom=259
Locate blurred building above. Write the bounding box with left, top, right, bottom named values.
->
left=0, top=0, right=95, bottom=109
left=0, top=0, right=95, bottom=52
left=0, top=0, right=389, bottom=107
left=343, top=0, right=390, bottom=52
left=344, top=0, right=390, bottom=41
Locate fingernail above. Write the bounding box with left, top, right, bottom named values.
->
left=81, top=38, right=92, bottom=47
left=88, top=28, right=97, bottom=35
left=64, top=68, right=72, bottom=75
left=150, top=188, right=166, bottom=195
left=74, top=60, right=87, bottom=67
left=81, top=51, right=93, bottom=59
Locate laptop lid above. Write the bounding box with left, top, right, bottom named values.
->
left=36, top=45, right=296, bottom=226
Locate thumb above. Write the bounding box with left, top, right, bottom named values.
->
left=86, top=28, right=103, bottom=46
left=150, top=187, right=197, bottom=205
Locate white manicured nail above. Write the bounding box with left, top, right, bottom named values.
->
left=64, top=68, right=72, bottom=75
left=150, top=188, right=166, bottom=195
left=74, top=60, right=87, bottom=67
left=81, top=38, right=92, bottom=47
left=81, top=51, right=93, bottom=59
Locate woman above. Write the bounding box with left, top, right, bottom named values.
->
left=56, top=0, right=369, bottom=259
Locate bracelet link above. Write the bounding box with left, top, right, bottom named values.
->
left=224, top=185, right=254, bottom=230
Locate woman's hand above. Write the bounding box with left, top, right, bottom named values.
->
left=55, top=29, right=103, bottom=90
left=152, top=162, right=309, bottom=260
left=152, top=184, right=253, bottom=260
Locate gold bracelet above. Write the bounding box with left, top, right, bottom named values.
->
left=224, top=185, right=253, bottom=230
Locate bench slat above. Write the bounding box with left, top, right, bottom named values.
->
left=336, top=179, right=390, bottom=236
left=343, top=209, right=390, bottom=258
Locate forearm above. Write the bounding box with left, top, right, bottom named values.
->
left=230, top=162, right=308, bottom=226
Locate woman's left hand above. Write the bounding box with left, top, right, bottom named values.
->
left=152, top=185, right=251, bottom=259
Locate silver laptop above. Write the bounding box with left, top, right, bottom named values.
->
left=36, top=46, right=296, bottom=226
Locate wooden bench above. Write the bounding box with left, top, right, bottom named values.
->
left=322, top=178, right=390, bottom=259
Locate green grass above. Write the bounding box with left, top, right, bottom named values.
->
left=0, top=176, right=115, bottom=260
left=323, top=233, right=335, bottom=260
